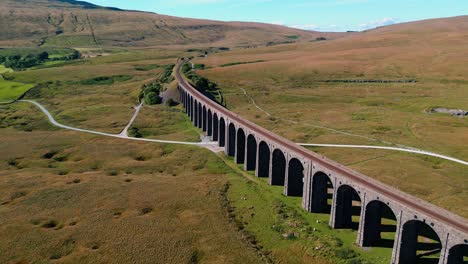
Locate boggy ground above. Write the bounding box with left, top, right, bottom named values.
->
left=193, top=17, right=468, bottom=218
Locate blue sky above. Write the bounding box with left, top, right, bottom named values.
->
left=87, top=0, right=468, bottom=32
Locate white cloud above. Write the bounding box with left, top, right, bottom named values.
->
left=358, top=17, right=399, bottom=30
left=291, top=24, right=320, bottom=30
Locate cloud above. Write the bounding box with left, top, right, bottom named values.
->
left=288, top=17, right=400, bottom=32
left=358, top=17, right=399, bottom=30
left=291, top=24, right=320, bottom=30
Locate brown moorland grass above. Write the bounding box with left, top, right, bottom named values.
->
left=193, top=16, right=468, bottom=217
left=0, top=103, right=262, bottom=263
left=0, top=103, right=396, bottom=263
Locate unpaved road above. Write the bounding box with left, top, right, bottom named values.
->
left=21, top=100, right=216, bottom=148
left=119, top=102, right=143, bottom=137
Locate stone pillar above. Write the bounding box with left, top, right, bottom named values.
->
left=302, top=164, right=313, bottom=212
left=283, top=154, right=291, bottom=196
left=329, top=177, right=338, bottom=227
left=356, top=193, right=368, bottom=246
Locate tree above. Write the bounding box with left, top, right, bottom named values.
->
left=38, top=51, right=49, bottom=61
left=195, top=77, right=209, bottom=91
left=144, top=92, right=162, bottom=105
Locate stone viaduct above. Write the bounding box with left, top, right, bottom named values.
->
left=175, top=61, right=468, bottom=264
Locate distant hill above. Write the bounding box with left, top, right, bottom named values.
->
left=0, top=0, right=345, bottom=47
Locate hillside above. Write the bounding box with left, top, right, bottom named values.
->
left=0, top=0, right=345, bottom=47
left=197, top=15, right=468, bottom=80
left=193, top=16, right=468, bottom=217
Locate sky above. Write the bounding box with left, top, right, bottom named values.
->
left=86, top=0, right=468, bottom=32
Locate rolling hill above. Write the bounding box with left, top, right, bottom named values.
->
left=0, top=0, right=346, bottom=47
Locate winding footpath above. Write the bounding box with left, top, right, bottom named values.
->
left=11, top=100, right=468, bottom=166
left=119, top=102, right=143, bottom=137
left=21, top=100, right=216, bottom=147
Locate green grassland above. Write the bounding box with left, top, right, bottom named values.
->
left=131, top=105, right=201, bottom=142
left=1, top=49, right=189, bottom=134
left=0, top=76, right=34, bottom=101
left=0, top=65, right=13, bottom=73
left=225, top=160, right=393, bottom=264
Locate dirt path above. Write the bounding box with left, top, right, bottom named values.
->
left=21, top=100, right=217, bottom=148
left=119, top=102, right=143, bottom=137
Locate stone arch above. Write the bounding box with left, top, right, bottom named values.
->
left=228, top=123, right=236, bottom=157
left=236, top=128, right=246, bottom=164
left=361, top=200, right=397, bottom=248
left=246, top=135, right=257, bottom=171
left=398, top=220, right=442, bottom=264
left=219, top=117, right=226, bottom=147
left=202, top=105, right=207, bottom=132
left=257, top=141, right=270, bottom=177
left=311, top=172, right=334, bottom=213
left=287, top=158, right=304, bottom=197
left=207, top=109, right=213, bottom=136
left=198, top=102, right=202, bottom=129
left=213, top=113, right=219, bottom=141
left=271, top=149, right=286, bottom=186
left=447, top=244, right=468, bottom=264
left=334, top=185, right=362, bottom=230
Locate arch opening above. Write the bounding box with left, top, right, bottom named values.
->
left=202, top=106, right=207, bottom=132
left=219, top=118, right=226, bottom=147
left=228, top=123, right=236, bottom=157
left=287, top=158, right=304, bottom=197
left=448, top=244, right=468, bottom=264
left=399, top=220, right=442, bottom=264
left=257, top=141, right=270, bottom=177
left=194, top=100, right=198, bottom=126
left=362, top=200, right=397, bottom=249
left=207, top=110, right=213, bottom=136
left=334, top=185, right=361, bottom=230
left=213, top=114, right=219, bottom=141
left=236, top=128, right=246, bottom=164
left=190, top=97, right=194, bottom=121
left=271, top=149, right=286, bottom=186
left=246, top=135, right=257, bottom=171
left=311, top=172, right=334, bottom=213
left=198, top=103, right=202, bottom=129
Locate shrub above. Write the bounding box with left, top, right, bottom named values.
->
left=144, top=92, right=162, bottom=105
left=165, top=98, right=178, bottom=107
left=128, top=127, right=143, bottom=138
left=335, top=248, right=358, bottom=259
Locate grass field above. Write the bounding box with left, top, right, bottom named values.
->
left=0, top=102, right=396, bottom=263
left=0, top=103, right=262, bottom=263
left=131, top=104, right=201, bottom=142
left=0, top=65, right=13, bottom=74
left=0, top=76, right=34, bottom=101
